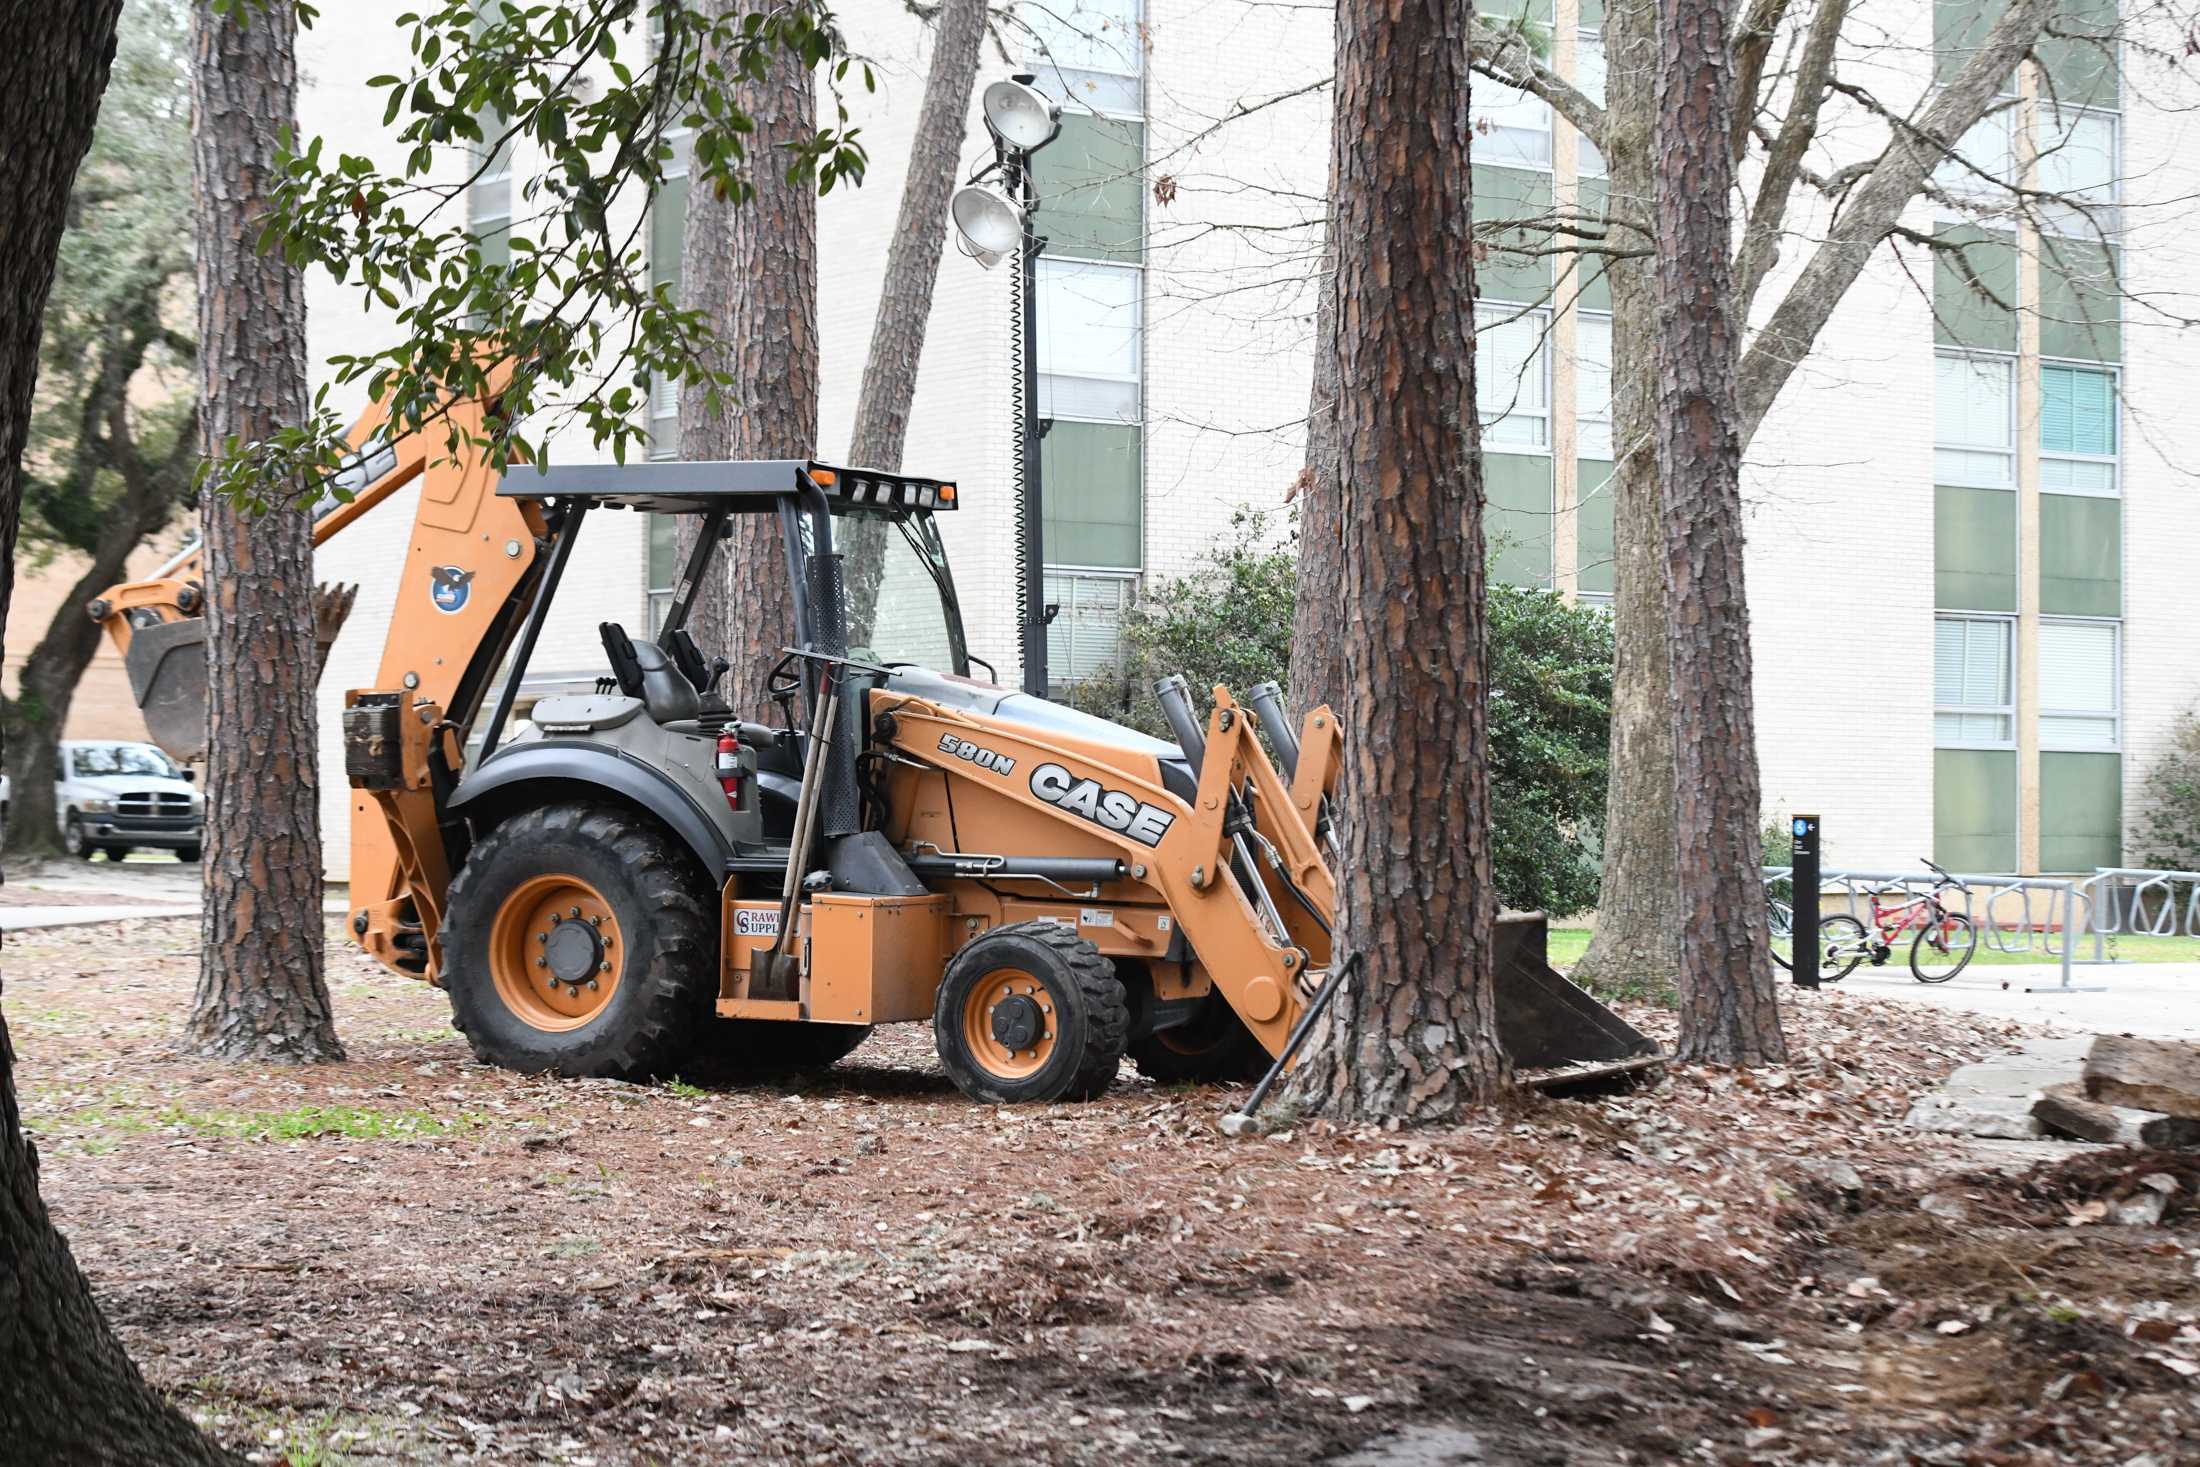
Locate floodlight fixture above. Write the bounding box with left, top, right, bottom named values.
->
left=980, top=78, right=1061, bottom=153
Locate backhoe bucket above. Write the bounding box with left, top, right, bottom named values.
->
left=120, top=582, right=359, bottom=763
left=1493, top=912, right=1660, bottom=1078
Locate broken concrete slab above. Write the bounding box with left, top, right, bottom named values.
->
left=1905, top=1093, right=2046, bottom=1140
left=2033, top=1083, right=2200, bottom=1148
left=2084, top=1036, right=2200, bottom=1120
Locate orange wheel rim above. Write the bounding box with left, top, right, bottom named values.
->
left=487, top=874, right=624, bottom=1031
left=960, top=967, right=1058, bottom=1080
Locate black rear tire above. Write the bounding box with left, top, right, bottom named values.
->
left=1128, top=993, right=1269, bottom=1085
left=1816, top=913, right=1868, bottom=982
left=441, top=802, right=715, bottom=1080
left=933, top=921, right=1127, bottom=1104
left=101, top=846, right=131, bottom=862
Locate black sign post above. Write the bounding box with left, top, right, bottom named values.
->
left=1792, top=813, right=1821, bottom=989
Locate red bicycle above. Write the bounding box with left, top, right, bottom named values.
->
left=1811, top=859, right=1979, bottom=984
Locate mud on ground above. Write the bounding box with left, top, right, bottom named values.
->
left=6, top=916, right=2196, bottom=1465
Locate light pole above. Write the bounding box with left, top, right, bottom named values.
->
left=950, top=76, right=1060, bottom=698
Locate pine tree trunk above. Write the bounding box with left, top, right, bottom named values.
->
left=685, top=19, right=817, bottom=720
left=1285, top=189, right=1342, bottom=718
left=1567, top=0, right=1683, bottom=993
left=1654, top=0, right=1786, bottom=1064
left=184, top=0, right=342, bottom=1064
left=842, top=0, right=988, bottom=646
left=1, top=6, right=239, bottom=1458
left=1281, top=0, right=1510, bottom=1123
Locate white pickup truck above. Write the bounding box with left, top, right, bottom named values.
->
left=0, top=740, right=204, bottom=862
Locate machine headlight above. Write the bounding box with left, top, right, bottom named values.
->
left=79, top=797, right=116, bottom=815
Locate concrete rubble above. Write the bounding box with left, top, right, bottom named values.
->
left=1903, top=1034, right=2200, bottom=1151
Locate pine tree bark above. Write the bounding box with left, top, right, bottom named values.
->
left=682, top=13, right=817, bottom=719
left=1, top=6, right=239, bottom=1458
left=1280, top=0, right=1510, bottom=1122
left=842, top=0, right=988, bottom=645
left=185, top=0, right=343, bottom=1063
left=1285, top=183, right=1342, bottom=718
left=1654, top=0, right=1786, bottom=1064
left=1569, top=0, right=1682, bottom=992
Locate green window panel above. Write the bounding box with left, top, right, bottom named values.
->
left=2040, top=364, right=2116, bottom=456
left=1485, top=452, right=1554, bottom=589
left=2040, top=751, right=2121, bottom=872
left=1935, top=485, right=2017, bottom=612
left=2040, top=493, right=2121, bottom=617
left=1042, top=420, right=1142, bottom=569
left=2039, top=236, right=2122, bottom=362
left=1579, top=0, right=1604, bottom=25
left=1576, top=458, right=1614, bottom=597
left=1935, top=748, right=2018, bottom=872
left=1474, top=166, right=1553, bottom=304
left=1574, top=177, right=1611, bottom=313
left=1032, top=114, right=1145, bottom=266
left=650, top=172, right=687, bottom=299
left=1934, top=0, right=2008, bottom=84
left=648, top=514, right=677, bottom=590
left=2038, top=0, right=2120, bottom=111
left=1933, top=226, right=2017, bottom=352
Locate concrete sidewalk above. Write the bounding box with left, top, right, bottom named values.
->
left=1835, top=962, right=2200, bottom=1039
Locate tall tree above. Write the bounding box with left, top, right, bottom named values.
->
left=1282, top=0, right=1509, bottom=1122
left=1654, top=0, right=1784, bottom=1063
left=673, top=3, right=820, bottom=719
left=1, top=4, right=236, bottom=1458
left=841, top=0, right=990, bottom=640
left=1567, top=0, right=1677, bottom=991
left=717, top=32, right=820, bottom=719
left=185, top=0, right=342, bottom=1062
left=4, top=0, right=197, bottom=861
left=1273, top=0, right=2074, bottom=992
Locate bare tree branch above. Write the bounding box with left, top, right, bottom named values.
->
left=1735, top=0, right=2055, bottom=446
left=1470, top=17, right=1607, bottom=152
left=1733, top=0, right=1846, bottom=317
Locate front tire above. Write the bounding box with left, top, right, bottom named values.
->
left=933, top=922, right=1128, bottom=1104
left=177, top=845, right=202, bottom=863
left=64, top=816, right=92, bottom=860
left=441, top=803, right=715, bottom=1080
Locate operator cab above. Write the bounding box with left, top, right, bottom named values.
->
left=468, top=459, right=975, bottom=860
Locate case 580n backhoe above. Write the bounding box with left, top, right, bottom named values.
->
left=93, top=377, right=1652, bottom=1103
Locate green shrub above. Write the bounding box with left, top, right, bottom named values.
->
left=1062, top=513, right=1613, bottom=916
left=2137, top=707, right=2200, bottom=871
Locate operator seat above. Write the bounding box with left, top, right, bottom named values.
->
left=598, top=623, right=701, bottom=724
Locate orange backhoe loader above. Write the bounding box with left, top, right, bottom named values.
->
left=93, top=381, right=1653, bottom=1103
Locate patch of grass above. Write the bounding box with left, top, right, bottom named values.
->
left=163, top=1103, right=475, bottom=1142
left=662, top=1076, right=707, bottom=1099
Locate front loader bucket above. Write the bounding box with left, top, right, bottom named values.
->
left=124, top=616, right=210, bottom=761
left=119, top=582, right=359, bottom=763
left=1493, top=912, right=1661, bottom=1079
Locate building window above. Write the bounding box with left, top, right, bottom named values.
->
left=1576, top=31, right=1607, bottom=176
left=1045, top=569, right=1137, bottom=687
left=1470, top=75, right=1552, bottom=171
left=647, top=131, right=691, bottom=457
left=1574, top=311, right=1612, bottom=459
left=1932, top=105, right=2018, bottom=202
left=1934, top=352, right=2015, bottom=487
left=466, top=5, right=513, bottom=272
left=2039, top=362, right=2118, bottom=495
left=646, top=515, right=677, bottom=633
left=1935, top=615, right=2015, bottom=747
left=1033, top=113, right=1144, bottom=264
left=1036, top=258, right=1142, bottom=423
left=2040, top=619, right=2120, bottom=750
left=1476, top=306, right=1551, bottom=450
left=2036, top=106, right=2119, bottom=234
left=1023, top=0, right=1143, bottom=113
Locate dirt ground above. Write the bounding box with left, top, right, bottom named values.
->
left=6, top=915, right=2197, bottom=1466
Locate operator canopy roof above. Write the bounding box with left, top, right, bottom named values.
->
left=502, top=460, right=960, bottom=515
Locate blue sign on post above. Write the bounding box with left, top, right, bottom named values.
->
left=1792, top=814, right=1821, bottom=989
